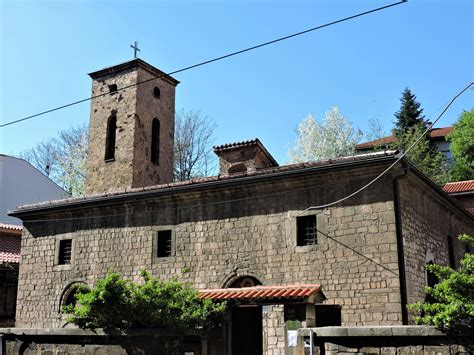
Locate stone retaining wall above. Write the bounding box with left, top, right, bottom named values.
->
left=0, top=328, right=218, bottom=355
left=291, top=326, right=473, bottom=355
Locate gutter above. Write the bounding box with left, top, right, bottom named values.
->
left=393, top=162, right=409, bottom=325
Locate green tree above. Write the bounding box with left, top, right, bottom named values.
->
left=63, top=271, right=227, bottom=331
left=397, top=123, right=451, bottom=184
left=447, top=109, right=474, bottom=181
left=288, top=106, right=363, bottom=163
left=408, top=234, right=474, bottom=335
left=394, top=87, right=426, bottom=135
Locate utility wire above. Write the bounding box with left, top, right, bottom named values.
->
left=291, top=81, right=474, bottom=218
left=3, top=81, right=471, bottom=226
left=7, top=84, right=470, bottom=277
left=315, top=228, right=398, bottom=276
left=0, top=0, right=407, bottom=128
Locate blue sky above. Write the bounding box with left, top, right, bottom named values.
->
left=1, top=0, right=473, bottom=165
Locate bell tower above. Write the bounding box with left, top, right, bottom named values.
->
left=85, top=59, right=179, bottom=195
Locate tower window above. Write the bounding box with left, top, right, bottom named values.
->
left=153, top=87, right=160, bottom=98
left=58, top=239, right=72, bottom=265
left=297, top=215, right=317, bottom=246
left=105, top=115, right=117, bottom=161
left=151, top=118, right=160, bottom=164
left=157, top=230, right=172, bottom=257
left=108, top=84, right=118, bottom=94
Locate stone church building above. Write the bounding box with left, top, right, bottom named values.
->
left=11, top=59, right=474, bottom=354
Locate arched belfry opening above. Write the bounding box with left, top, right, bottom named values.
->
left=151, top=118, right=160, bottom=164
left=105, top=114, right=117, bottom=161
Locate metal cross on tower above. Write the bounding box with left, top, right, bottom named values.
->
left=130, top=41, right=140, bottom=58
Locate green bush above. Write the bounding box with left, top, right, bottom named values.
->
left=63, top=270, right=227, bottom=331
left=408, top=234, right=474, bottom=335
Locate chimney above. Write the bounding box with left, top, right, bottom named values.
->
left=213, top=139, right=278, bottom=176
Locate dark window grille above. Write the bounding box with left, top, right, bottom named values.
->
left=105, top=115, right=117, bottom=161
left=157, top=230, right=172, bottom=257
left=59, top=239, right=72, bottom=265
left=297, top=215, right=317, bottom=246
left=151, top=118, right=160, bottom=164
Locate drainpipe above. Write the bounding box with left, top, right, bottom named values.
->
left=393, top=163, right=409, bottom=325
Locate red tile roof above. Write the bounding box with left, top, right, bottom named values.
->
left=213, top=139, right=261, bottom=151
left=355, top=126, right=453, bottom=150
left=443, top=180, right=474, bottom=194
left=199, top=284, right=322, bottom=301
left=429, top=127, right=453, bottom=139
left=0, top=233, right=21, bottom=263
left=0, top=223, right=23, bottom=232
left=14, top=150, right=399, bottom=212
left=355, top=136, right=396, bottom=150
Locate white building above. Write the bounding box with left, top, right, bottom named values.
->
left=0, top=154, right=70, bottom=225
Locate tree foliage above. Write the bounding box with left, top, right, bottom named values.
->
left=19, top=123, right=88, bottom=197
left=394, top=87, right=426, bottom=135
left=174, top=109, right=217, bottom=181
left=395, top=123, right=451, bottom=184
left=408, top=234, right=474, bottom=335
left=288, top=106, right=363, bottom=163
left=392, top=88, right=450, bottom=184
left=62, top=271, right=227, bottom=331
left=447, top=109, right=474, bottom=181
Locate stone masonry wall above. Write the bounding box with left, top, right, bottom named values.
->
left=398, top=174, right=474, bottom=316
left=133, top=66, right=175, bottom=187
left=85, top=63, right=176, bottom=195
left=16, top=163, right=405, bottom=328
left=86, top=68, right=138, bottom=195
left=262, top=305, right=286, bottom=355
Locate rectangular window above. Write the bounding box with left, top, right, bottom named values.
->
left=315, top=305, right=341, bottom=327
left=157, top=230, right=172, bottom=257
left=297, top=215, right=317, bottom=246
left=58, top=239, right=72, bottom=265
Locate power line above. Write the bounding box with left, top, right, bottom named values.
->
left=0, top=0, right=407, bottom=129
left=291, top=81, right=473, bottom=217
left=4, top=81, right=471, bottom=226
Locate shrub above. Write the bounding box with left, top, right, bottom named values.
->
left=408, top=234, right=474, bottom=335
left=63, top=270, right=227, bottom=331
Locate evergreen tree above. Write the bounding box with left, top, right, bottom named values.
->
left=448, top=108, right=474, bottom=181
left=394, top=87, right=426, bottom=135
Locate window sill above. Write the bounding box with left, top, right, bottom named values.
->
left=295, top=244, right=318, bottom=253
left=53, top=264, right=73, bottom=271
left=104, top=158, right=115, bottom=163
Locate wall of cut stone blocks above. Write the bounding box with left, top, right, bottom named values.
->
left=16, top=164, right=406, bottom=328
left=262, top=305, right=286, bottom=355
left=398, top=174, right=474, bottom=317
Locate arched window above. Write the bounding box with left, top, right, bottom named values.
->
left=228, top=163, right=247, bottom=174
left=108, top=84, right=117, bottom=94
left=229, top=276, right=262, bottom=288
left=153, top=87, right=161, bottom=98
left=59, top=282, right=87, bottom=312
left=105, top=115, right=117, bottom=161
left=151, top=118, right=160, bottom=164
